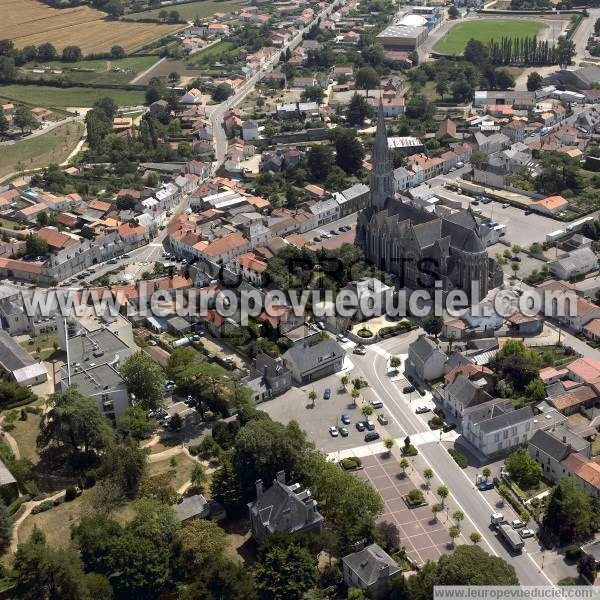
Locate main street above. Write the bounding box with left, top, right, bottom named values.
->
left=346, top=335, right=556, bottom=587
left=208, top=1, right=339, bottom=164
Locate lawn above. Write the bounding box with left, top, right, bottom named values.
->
left=18, top=489, right=136, bottom=550
left=19, top=56, right=159, bottom=85
left=21, top=332, right=60, bottom=362
left=0, top=85, right=145, bottom=108
left=148, top=454, right=196, bottom=492
left=0, top=121, right=84, bottom=180
left=186, top=40, right=239, bottom=66
left=2, top=0, right=181, bottom=53
left=129, top=0, right=246, bottom=21
left=5, top=413, right=42, bottom=464
left=433, top=20, right=547, bottom=54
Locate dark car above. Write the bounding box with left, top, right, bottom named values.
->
left=323, top=388, right=331, bottom=400
left=341, top=414, right=351, bottom=425
left=478, top=481, right=494, bottom=491
left=511, top=256, right=521, bottom=262
left=364, top=431, right=380, bottom=442
left=339, top=427, right=349, bottom=437
left=402, top=385, right=416, bottom=394
left=355, top=421, right=366, bottom=432
left=442, top=422, right=457, bottom=433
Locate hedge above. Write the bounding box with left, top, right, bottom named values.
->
left=340, top=457, right=362, bottom=471
left=448, top=447, right=468, bottom=468
left=31, top=500, right=55, bottom=515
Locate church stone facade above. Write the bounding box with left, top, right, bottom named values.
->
left=357, top=101, right=502, bottom=301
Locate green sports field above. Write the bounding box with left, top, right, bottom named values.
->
left=433, top=19, right=547, bottom=54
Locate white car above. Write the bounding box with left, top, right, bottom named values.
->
left=353, top=346, right=367, bottom=355
left=329, top=426, right=339, bottom=437
left=337, top=334, right=350, bottom=343
left=512, top=519, right=525, bottom=529
left=502, top=203, right=510, bottom=208
left=519, top=528, right=535, bottom=539
left=415, top=406, right=431, bottom=414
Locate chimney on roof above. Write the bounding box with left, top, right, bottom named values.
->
left=563, top=435, right=567, bottom=443
left=255, top=479, right=263, bottom=498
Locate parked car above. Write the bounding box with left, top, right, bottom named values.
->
left=502, top=203, right=510, bottom=208
left=370, top=399, right=383, bottom=409
left=365, top=431, right=380, bottom=442
left=403, top=385, right=416, bottom=394
left=330, top=229, right=338, bottom=235
left=329, top=426, right=339, bottom=437
left=365, top=420, right=375, bottom=431
left=478, top=481, right=494, bottom=491
left=377, top=413, right=388, bottom=425
left=336, top=333, right=350, bottom=343
left=442, top=422, right=457, bottom=432
left=512, top=519, right=525, bottom=529
left=519, top=529, right=535, bottom=539
left=339, top=426, right=349, bottom=437
left=355, top=421, right=366, bottom=432
left=415, top=406, right=431, bottom=414
left=353, top=346, right=367, bottom=355
left=316, top=321, right=325, bottom=330
left=511, top=256, right=521, bottom=262
left=341, top=414, right=351, bottom=425
left=323, top=388, right=331, bottom=400
left=313, top=237, right=321, bottom=242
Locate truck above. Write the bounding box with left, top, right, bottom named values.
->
left=497, top=523, right=524, bottom=553
left=545, top=229, right=565, bottom=243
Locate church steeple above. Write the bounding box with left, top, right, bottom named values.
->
left=370, top=97, right=393, bottom=211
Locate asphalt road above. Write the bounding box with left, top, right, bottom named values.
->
left=351, top=337, right=556, bottom=586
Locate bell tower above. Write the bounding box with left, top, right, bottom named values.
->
left=370, top=97, right=394, bottom=212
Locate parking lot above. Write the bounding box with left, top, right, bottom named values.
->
left=357, top=452, right=454, bottom=565
left=261, top=370, right=405, bottom=454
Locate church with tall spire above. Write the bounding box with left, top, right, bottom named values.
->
left=356, top=99, right=502, bottom=301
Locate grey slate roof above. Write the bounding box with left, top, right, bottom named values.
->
left=283, top=339, right=344, bottom=375
left=409, top=335, right=439, bottom=363
left=550, top=247, right=598, bottom=274
left=0, top=460, right=16, bottom=487
left=342, top=543, right=401, bottom=586
left=174, top=494, right=209, bottom=521
left=342, top=183, right=369, bottom=201
left=446, top=374, right=494, bottom=409
left=478, top=405, right=534, bottom=434
left=528, top=426, right=589, bottom=461
left=0, top=330, right=36, bottom=371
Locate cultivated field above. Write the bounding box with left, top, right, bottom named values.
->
left=1, top=0, right=181, bottom=53
left=433, top=19, right=547, bottom=54
left=0, top=84, right=145, bottom=108
left=128, top=0, right=246, bottom=21
left=0, top=121, right=84, bottom=180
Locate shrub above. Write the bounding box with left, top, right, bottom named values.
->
left=558, top=577, right=576, bottom=586
left=82, top=470, right=97, bottom=488
left=401, top=445, right=418, bottom=457
left=565, top=545, right=582, bottom=561
left=64, top=487, right=77, bottom=502
left=357, top=328, right=374, bottom=338
left=379, top=322, right=415, bottom=339
left=406, top=489, right=425, bottom=507
left=31, top=500, right=54, bottom=515
left=428, top=416, right=444, bottom=430
left=340, top=457, right=362, bottom=471
left=448, top=448, right=468, bottom=468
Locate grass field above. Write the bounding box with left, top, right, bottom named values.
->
left=19, top=55, right=159, bottom=85
left=433, top=19, right=547, bottom=54
left=1, top=0, right=181, bottom=53
left=129, top=0, right=246, bottom=21
left=0, top=85, right=145, bottom=108
left=186, top=40, right=238, bottom=65
left=0, top=120, right=84, bottom=179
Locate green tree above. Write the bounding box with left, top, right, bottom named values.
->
left=62, top=45, right=82, bottom=62
left=37, top=387, right=115, bottom=460
left=400, top=457, right=410, bottom=477
left=495, top=69, right=515, bottom=90
left=98, top=440, right=147, bottom=499
left=453, top=510, right=464, bottom=528
left=0, top=500, right=12, bottom=552
left=212, top=83, right=233, bottom=102
left=448, top=5, right=459, bottom=18
left=464, top=38, right=489, bottom=67
left=190, top=462, right=208, bottom=492
left=172, top=519, right=227, bottom=578
left=384, top=437, right=394, bottom=454
left=448, top=525, right=460, bottom=546
left=14, top=529, right=90, bottom=600
left=482, top=467, right=491, bottom=481
left=505, top=448, right=542, bottom=489
left=307, top=145, right=334, bottom=181
left=390, top=356, right=402, bottom=370
left=423, top=468, right=433, bottom=488
left=308, top=390, right=317, bottom=407
left=355, top=66, right=379, bottom=97
left=436, top=78, right=449, bottom=100
left=255, top=542, right=317, bottom=599
left=431, top=502, right=443, bottom=522
left=543, top=478, right=600, bottom=544
left=527, top=71, right=543, bottom=92
left=300, top=86, right=324, bottom=103
left=25, top=233, right=49, bottom=256
left=211, top=458, right=244, bottom=514
left=14, top=105, right=34, bottom=134
left=0, top=114, right=9, bottom=138
left=557, top=36, right=576, bottom=70
left=423, top=315, right=443, bottom=339
left=333, top=128, right=364, bottom=175
left=347, top=92, right=371, bottom=126
left=452, top=78, right=474, bottom=103
left=437, top=484, right=449, bottom=507
left=525, top=377, right=546, bottom=403
left=119, top=404, right=157, bottom=440
left=470, top=531, right=482, bottom=545
left=361, top=404, right=373, bottom=417
left=120, top=351, right=165, bottom=410
left=110, top=45, right=125, bottom=59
